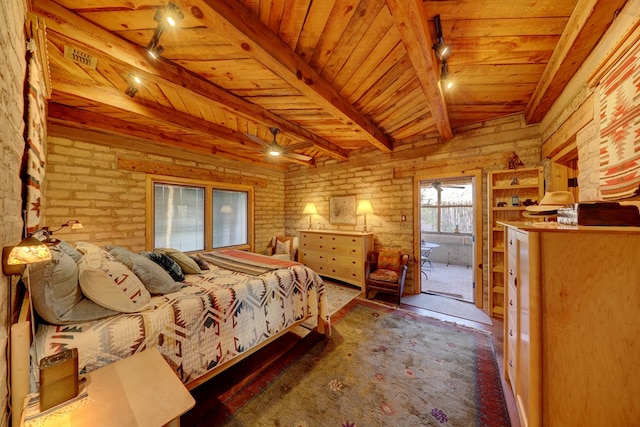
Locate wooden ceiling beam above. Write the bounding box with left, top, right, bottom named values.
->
left=48, top=75, right=301, bottom=169
left=171, top=0, right=393, bottom=153
left=525, top=0, right=626, bottom=123
left=47, top=122, right=288, bottom=173
left=31, top=0, right=348, bottom=162
left=385, top=0, right=453, bottom=141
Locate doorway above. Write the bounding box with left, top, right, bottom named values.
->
left=411, top=170, right=483, bottom=309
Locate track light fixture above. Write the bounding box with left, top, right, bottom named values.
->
left=125, top=74, right=141, bottom=98
left=440, top=61, right=453, bottom=90
left=432, top=15, right=453, bottom=90
left=432, top=15, right=451, bottom=61
left=146, top=3, right=183, bottom=59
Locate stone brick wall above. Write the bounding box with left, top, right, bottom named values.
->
left=43, top=136, right=286, bottom=253
left=0, top=0, right=27, bottom=425
left=286, top=114, right=542, bottom=310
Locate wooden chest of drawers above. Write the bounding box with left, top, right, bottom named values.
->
left=298, top=230, right=373, bottom=289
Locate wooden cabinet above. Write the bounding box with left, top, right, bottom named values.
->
left=487, top=167, right=543, bottom=318
left=504, top=225, right=541, bottom=427
left=502, top=222, right=640, bottom=427
left=298, top=230, right=373, bottom=289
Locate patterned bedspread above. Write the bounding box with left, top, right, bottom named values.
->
left=32, top=255, right=329, bottom=387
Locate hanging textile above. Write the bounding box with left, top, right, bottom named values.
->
left=597, top=39, right=640, bottom=200
left=24, top=39, right=47, bottom=234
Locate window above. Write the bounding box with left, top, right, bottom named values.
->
left=420, top=179, right=473, bottom=234
left=212, top=189, right=248, bottom=248
left=147, top=176, right=254, bottom=252
left=154, top=183, right=205, bottom=251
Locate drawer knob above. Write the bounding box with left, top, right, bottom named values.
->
left=508, top=359, right=513, bottom=367
left=509, top=239, right=513, bottom=245
left=332, top=247, right=336, bottom=250
left=332, top=258, right=336, bottom=261
left=509, top=269, right=513, bottom=276
left=509, top=299, right=513, bottom=306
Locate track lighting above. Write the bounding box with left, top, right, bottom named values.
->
left=125, top=74, right=141, bottom=98
left=432, top=15, right=451, bottom=61
left=441, top=61, right=453, bottom=90
left=432, top=15, right=453, bottom=90
left=146, top=3, right=183, bottom=59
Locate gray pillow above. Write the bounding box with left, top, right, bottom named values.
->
left=106, top=245, right=181, bottom=294
left=139, top=251, right=185, bottom=282
left=27, top=246, right=116, bottom=324
left=57, top=240, right=82, bottom=263
left=190, top=255, right=210, bottom=271
left=155, top=248, right=202, bottom=274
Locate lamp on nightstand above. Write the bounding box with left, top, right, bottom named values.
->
left=302, top=203, right=317, bottom=230
left=356, top=200, right=373, bottom=233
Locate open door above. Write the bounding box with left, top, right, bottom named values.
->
left=413, top=170, right=483, bottom=308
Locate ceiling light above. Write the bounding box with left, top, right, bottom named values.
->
left=146, top=3, right=183, bottom=60
left=146, top=43, right=164, bottom=59
left=157, top=3, right=184, bottom=28
left=433, top=43, right=451, bottom=61
left=125, top=74, right=141, bottom=97
left=268, top=143, right=282, bottom=157
left=440, top=61, right=453, bottom=90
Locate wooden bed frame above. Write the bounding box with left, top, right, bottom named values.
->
left=10, top=294, right=329, bottom=427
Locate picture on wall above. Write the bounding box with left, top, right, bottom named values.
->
left=329, top=195, right=357, bottom=224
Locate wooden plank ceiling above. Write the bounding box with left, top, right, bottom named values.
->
left=32, top=0, right=626, bottom=170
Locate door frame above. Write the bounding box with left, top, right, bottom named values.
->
left=412, top=169, right=483, bottom=308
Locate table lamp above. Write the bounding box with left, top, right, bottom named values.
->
left=302, top=203, right=317, bottom=230
left=356, top=200, right=373, bottom=233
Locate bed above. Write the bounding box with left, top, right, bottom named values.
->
left=10, top=246, right=329, bottom=424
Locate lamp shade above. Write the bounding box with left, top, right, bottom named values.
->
left=7, top=237, right=52, bottom=265
left=356, top=200, right=374, bottom=215
left=302, top=203, right=317, bottom=215
left=2, top=236, right=52, bottom=276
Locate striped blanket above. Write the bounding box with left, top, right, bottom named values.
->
left=198, top=249, right=299, bottom=275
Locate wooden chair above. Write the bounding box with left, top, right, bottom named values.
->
left=365, top=249, right=409, bottom=306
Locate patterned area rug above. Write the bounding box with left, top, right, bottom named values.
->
left=324, top=280, right=361, bottom=314
left=189, top=298, right=510, bottom=426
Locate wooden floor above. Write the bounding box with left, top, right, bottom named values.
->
left=401, top=303, right=520, bottom=427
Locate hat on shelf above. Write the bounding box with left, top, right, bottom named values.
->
left=524, top=191, right=575, bottom=214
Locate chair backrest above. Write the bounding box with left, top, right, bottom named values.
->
left=268, top=236, right=298, bottom=260
left=371, top=249, right=409, bottom=272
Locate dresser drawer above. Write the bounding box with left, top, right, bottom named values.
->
left=303, top=260, right=364, bottom=285
left=507, top=228, right=518, bottom=258
left=301, top=250, right=363, bottom=269
left=299, top=230, right=373, bottom=289
left=300, top=234, right=363, bottom=256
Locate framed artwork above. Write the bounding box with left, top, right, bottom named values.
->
left=329, top=195, right=356, bottom=225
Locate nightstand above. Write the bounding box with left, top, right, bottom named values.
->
left=21, top=348, right=195, bottom=426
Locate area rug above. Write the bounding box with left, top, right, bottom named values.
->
left=402, top=293, right=494, bottom=326
left=195, top=298, right=509, bottom=426
left=324, top=280, right=361, bottom=314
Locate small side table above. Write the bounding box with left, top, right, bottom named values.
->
left=22, top=348, right=195, bottom=426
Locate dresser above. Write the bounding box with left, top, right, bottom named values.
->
left=298, top=230, right=373, bottom=289
left=501, top=222, right=640, bottom=427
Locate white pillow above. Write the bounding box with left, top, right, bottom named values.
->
left=275, top=239, right=290, bottom=255
left=78, top=245, right=151, bottom=313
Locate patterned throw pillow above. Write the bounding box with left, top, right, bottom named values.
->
left=106, top=245, right=181, bottom=294
left=139, top=251, right=185, bottom=282
left=155, top=248, right=202, bottom=274
left=377, top=249, right=401, bottom=272
left=78, top=245, right=151, bottom=313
